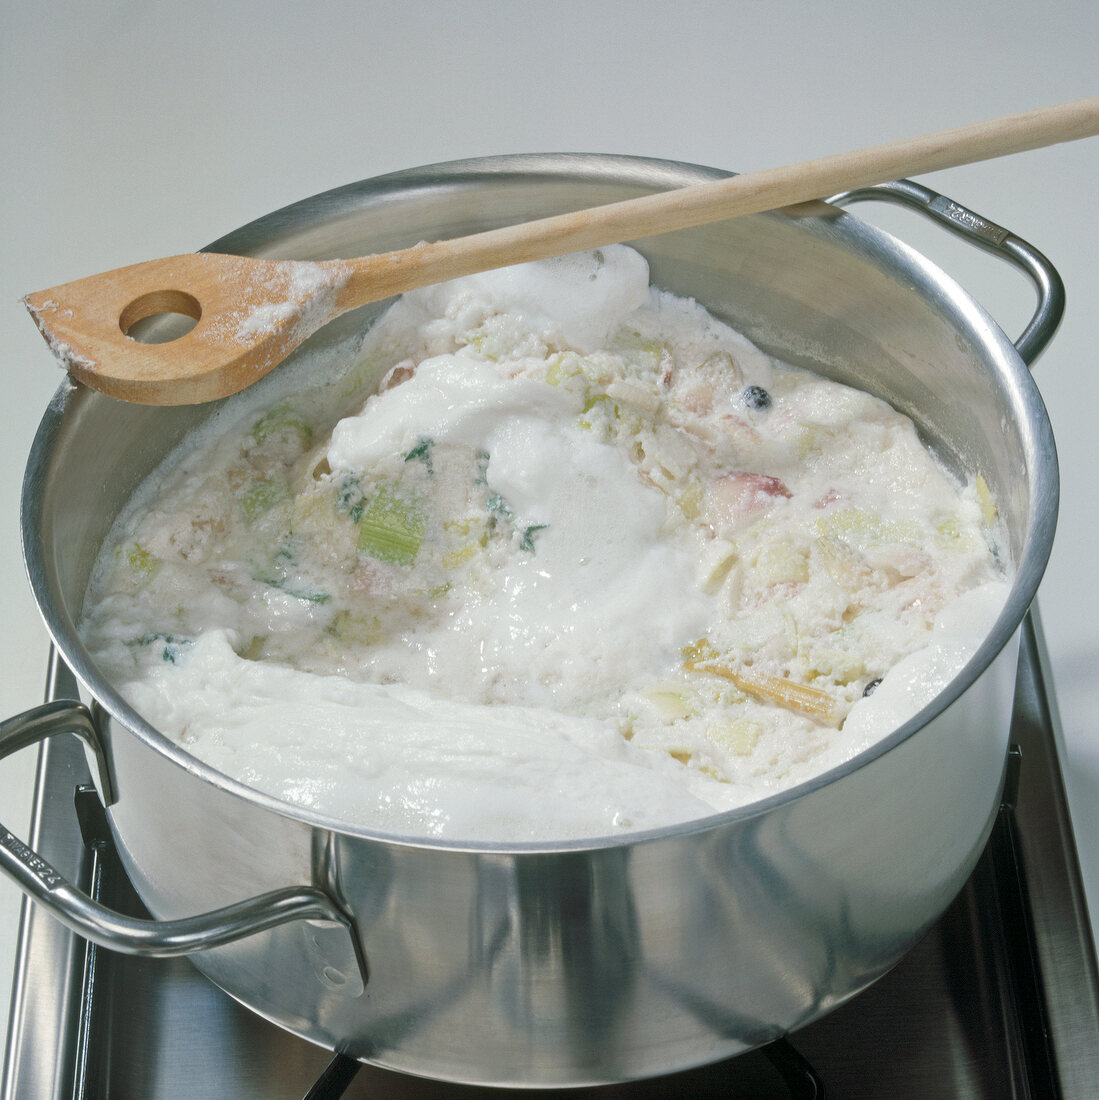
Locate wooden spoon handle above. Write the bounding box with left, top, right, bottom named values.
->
left=335, top=95, right=1099, bottom=310
left=24, top=96, right=1099, bottom=406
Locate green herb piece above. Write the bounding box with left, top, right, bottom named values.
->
left=520, top=524, right=548, bottom=553
left=486, top=493, right=513, bottom=520
left=334, top=473, right=367, bottom=523
left=252, top=569, right=331, bottom=604
left=273, top=541, right=296, bottom=566
left=252, top=540, right=330, bottom=603
left=473, top=450, right=490, bottom=486
left=276, top=584, right=331, bottom=603
left=358, top=484, right=428, bottom=566
left=404, top=436, right=435, bottom=473
left=129, top=631, right=193, bottom=664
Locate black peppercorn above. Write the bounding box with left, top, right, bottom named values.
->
left=743, top=385, right=772, bottom=410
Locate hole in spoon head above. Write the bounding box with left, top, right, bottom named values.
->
left=119, top=289, right=201, bottom=344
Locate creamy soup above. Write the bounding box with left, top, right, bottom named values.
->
left=80, top=246, right=1008, bottom=840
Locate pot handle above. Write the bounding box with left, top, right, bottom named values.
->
left=827, top=179, right=1065, bottom=368
left=0, top=690, right=367, bottom=990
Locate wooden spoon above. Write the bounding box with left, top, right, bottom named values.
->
left=24, top=95, right=1099, bottom=406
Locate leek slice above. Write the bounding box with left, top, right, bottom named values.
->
left=358, top=484, right=428, bottom=566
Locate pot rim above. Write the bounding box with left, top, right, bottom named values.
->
left=20, top=152, right=1060, bottom=854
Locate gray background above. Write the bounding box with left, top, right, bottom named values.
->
left=2, top=0, right=1096, bottom=1048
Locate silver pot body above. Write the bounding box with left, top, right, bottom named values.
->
left=16, top=156, right=1058, bottom=1086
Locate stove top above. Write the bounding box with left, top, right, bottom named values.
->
left=4, top=612, right=1099, bottom=1098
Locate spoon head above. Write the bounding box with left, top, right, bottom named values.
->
left=24, top=253, right=350, bottom=405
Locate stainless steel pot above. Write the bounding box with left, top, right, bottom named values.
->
left=1, top=156, right=1060, bottom=1087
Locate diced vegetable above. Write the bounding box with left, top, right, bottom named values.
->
left=581, top=391, right=616, bottom=415
left=577, top=391, right=620, bottom=433
left=606, top=378, right=661, bottom=413
left=975, top=474, right=997, bottom=525
left=677, top=478, right=704, bottom=521
left=817, top=507, right=922, bottom=548
left=236, top=635, right=268, bottom=660
left=707, top=472, right=792, bottom=529
left=291, top=489, right=342, bottom=538
left=326, top=610, right=383, bottom=645
left=442, top=517, right=489, bottom=568
left=251, top=403, right=313, bottom=448
left=806, top=644, right=867, bottom=686
left=641, top=684, right=696, bottom=719
left=609, top=328, right=666, bottom=372
left=357, top=484, right=428, bottom=566
left=442, top=543, right=479, bottom=568
left=753, top=540, right=809, bottom=586
left=544, top=351, right=585, bottom=388
left=934, top=515, right=980, bottom=553
left=794, top=423, right=837, bottom=459
left=123, top=541, right=160, bottom=577
left=239, top=477, right=289, bottom=521
left=708, top=719, right=762, bottom=756
left=814, top=532, right=877, bottom=593
left=700, top=539, right=738, bottom=594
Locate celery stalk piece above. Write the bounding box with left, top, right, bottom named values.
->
left=358, top=484, right=428, bottom=566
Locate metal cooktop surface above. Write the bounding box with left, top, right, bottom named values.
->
left=4, top=613, right=1099, bottom=1098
